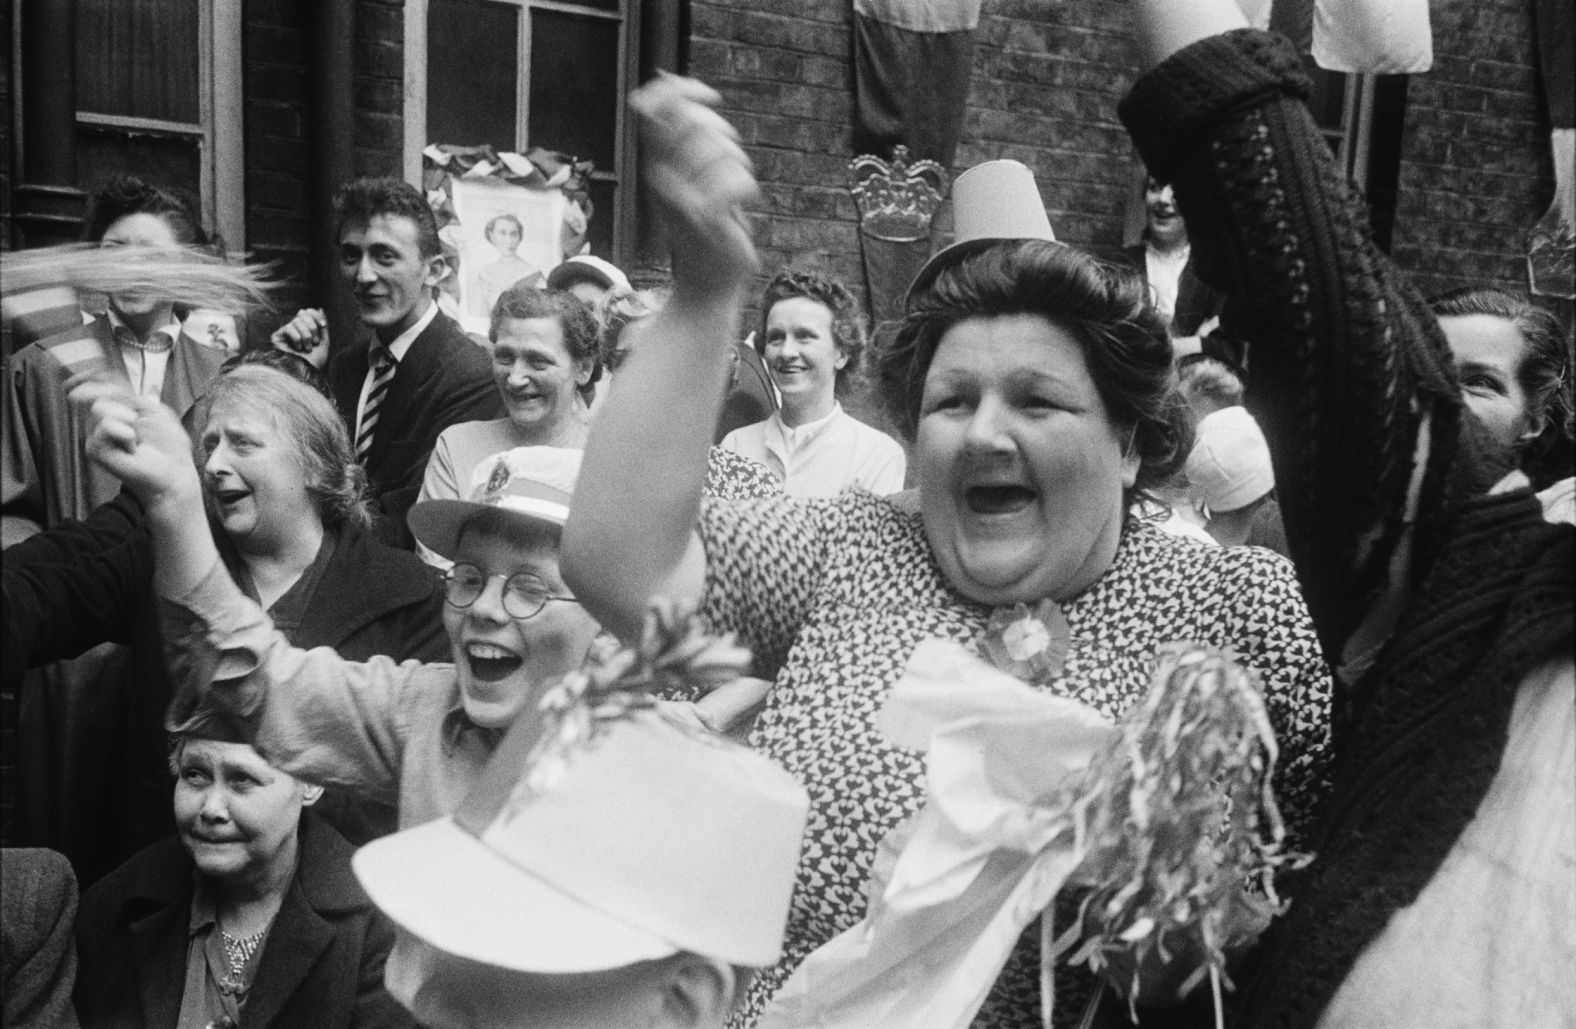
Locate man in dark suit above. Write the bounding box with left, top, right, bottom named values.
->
left=273, top=178, right=502, bottom=547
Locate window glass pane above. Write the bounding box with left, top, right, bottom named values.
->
left=428, top=0, right=520, bottom=149
left=528, top=10, right=619, bottom=170
left=1302, top=56, right=1347, bottom=133
left=559, top=0, right=621, bottom=12
left=76, top=127, right=201, bottom=198
left=76, top=0, right=200, bottom=123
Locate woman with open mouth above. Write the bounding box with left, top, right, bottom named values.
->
left=74, top=718, right=408, bottom=1027
left=6, top=354, right=447, bottom=865
left=70, top=368, right=606, bottom=844
left=562, top=75, right=1332, bottom=1028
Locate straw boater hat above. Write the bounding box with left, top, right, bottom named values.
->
left=353, top=609, right=810, bottom=979
left=906, top=159, right=1058, bottom=300
left=406, top=446, right=582, bottom=560
left=546, top=254, right=632, bottom=295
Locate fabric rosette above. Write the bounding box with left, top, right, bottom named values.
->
left=756, top=638, right=1301, bottom=1029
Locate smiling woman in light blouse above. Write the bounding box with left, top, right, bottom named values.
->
left=719, top=270, right=906, bottom=497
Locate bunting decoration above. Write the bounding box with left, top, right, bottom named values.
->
left=852, top=0, right=982, bottom=168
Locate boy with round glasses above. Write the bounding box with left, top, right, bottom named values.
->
left=70, top=380, right=603, bottom=833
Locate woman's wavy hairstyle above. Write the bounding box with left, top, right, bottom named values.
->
left=197, top=364, right=372, bottom=533
left=878, top=239, right=1193, bottom=507
left=756, top=270, right=869, bottom=398
left=490, top=285, right=603, bottom=403
left=83, top=175, right=208, bottom=247
left=1428, top=286, right=1574, bottom=461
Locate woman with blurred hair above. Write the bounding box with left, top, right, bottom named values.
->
left=3, top=175, right=226, bottom=546
left=75, top=720, right=410, bottom=1028
left=562, top=78, right=1330, bottom=1026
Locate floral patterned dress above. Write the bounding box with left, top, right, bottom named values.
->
left=696, top=490, right=1330, bottom=1027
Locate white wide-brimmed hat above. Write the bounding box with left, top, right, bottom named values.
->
left=1185, top=406, right=1275, bottom=514
left=907, top=159, right=1058, bottom=300
left=354, top=705, right=809, bottom=977
left=406, top=446, right=581, bottom=560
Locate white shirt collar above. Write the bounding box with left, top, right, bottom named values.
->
left=772, top=402, right=843, bottom=452
left=105, top=307, right=182, bottom=346
left=380, top=300, right=440, bottom=361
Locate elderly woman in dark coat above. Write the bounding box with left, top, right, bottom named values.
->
left=75, top=722, right=410, bottom=1028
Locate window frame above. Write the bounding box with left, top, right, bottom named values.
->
left=68, top=0, right=244, bottom=249
left=404, top=0, right=640, bottom=265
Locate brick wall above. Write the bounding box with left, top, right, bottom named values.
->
left=685, top=0, right=862, bottom=305
left=960, top=0, right=1137, bottom=256
left=245, top=0, right=312, bottom=306
left=1389, top=0, right=1571, bottom=323
left=689, top=0, right=1567, bottom=323
left=682, top=0, right=1140, bottom=328
left=243, top=0, right=405, bottom=336
left=354, top=0, right=407, bottom=178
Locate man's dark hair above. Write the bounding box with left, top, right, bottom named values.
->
left=332, top=177, right=442, bottom=259
left=82, top=175, right=208, bottom=246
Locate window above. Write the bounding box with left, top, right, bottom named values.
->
left=71, top=0, right=244, bottom=248
left=407, top=0, right=640, bottom=262
left=1302, top=59, right=1376, bottom=188
left=1303, top=57, right=1408, bottom=251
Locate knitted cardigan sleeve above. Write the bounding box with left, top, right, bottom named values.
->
left=1118, top=31, right=1505, bottom=709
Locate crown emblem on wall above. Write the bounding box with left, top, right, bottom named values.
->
left=849, top=146, right=950, bottom=243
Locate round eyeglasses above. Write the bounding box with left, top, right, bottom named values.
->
left=440, top=563, right=577, bottom=620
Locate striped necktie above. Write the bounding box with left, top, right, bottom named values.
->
left=356, top=345, right=397, bottom=462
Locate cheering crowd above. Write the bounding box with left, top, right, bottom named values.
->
left=2, top=1, right=1571, bottom=1027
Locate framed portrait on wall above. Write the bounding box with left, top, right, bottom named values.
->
left=423, top=144, right=594, bottom=335
left=450, top=179, right=565, bottom=323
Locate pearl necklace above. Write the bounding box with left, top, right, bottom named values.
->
left=113, top=324, right=175, bottom=353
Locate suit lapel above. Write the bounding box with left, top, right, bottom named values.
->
left=363, top=314, right=445, bottom=476
left=158, top=338, right=219, bottom=419
left=129, top=890, right=191, bottom=1029
left=241, top=876, right=334, bottom=1029
left=331, top=340, right=373, bottom=431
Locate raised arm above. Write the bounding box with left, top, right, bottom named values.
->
left=562, top=75, right=761, bottom=642
left=69, top=377, right=415, bottom=804
left=1120, top=4, right=1499, bottom=688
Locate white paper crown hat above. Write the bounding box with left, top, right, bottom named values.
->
left=907, top=159, right=1058, bottom=300
left=407, top=445, right=581, bottom=560
left=1185, top=405, right=1275, bottom=514
left=354, top=706, right=810, bottom=976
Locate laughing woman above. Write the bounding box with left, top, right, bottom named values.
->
left=562, top=76, right=1331, bottom=1027
left=418, top=286, right=599, bottom=506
